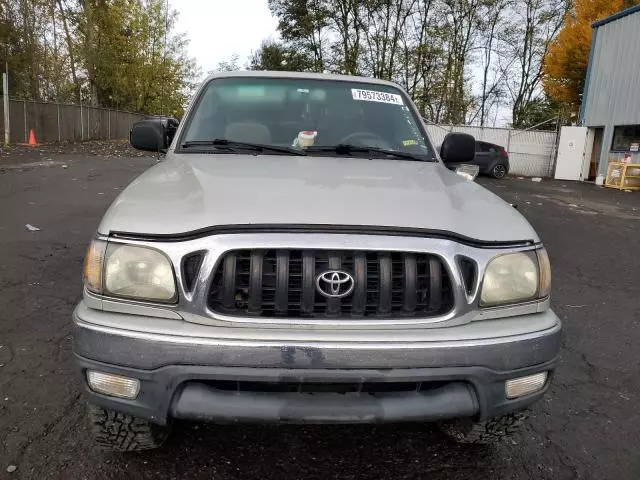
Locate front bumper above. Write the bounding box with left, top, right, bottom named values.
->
left=73, top=304, right=562, bottom=425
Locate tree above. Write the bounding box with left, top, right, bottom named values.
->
left=249, top=40, right=312, bottom=71
left=76, top=0, right=198, bottom=114
left=57, top=0, right=81, bottom=102
left=510, top=96, right=560, bottom=129
left=264, top=0, right=569, bottom=126
left=543, top=0, right=640, bottom=118
left=472, top=0, right=510, bottom=126
left=215, top=54, right=241, bottom=72
left=268, top=0, right=328, bottom=72
left=360, top=0, right=417, bottom=80
left=498, top=0, right=569, bottom=128
left=439, top=0, right=482, bottom=124
left=0, top=0, right=199, bottom=116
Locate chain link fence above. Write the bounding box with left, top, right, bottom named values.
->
left=1, top=98, right=146, bottom=144
left=425, top=124, right=559, bottom=177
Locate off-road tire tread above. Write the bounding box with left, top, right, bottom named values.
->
left=439, top=412, right=526, bottom=444
left=87, top=404, right=170, bottom=452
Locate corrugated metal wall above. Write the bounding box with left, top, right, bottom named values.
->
left=425, top=124, right=557, bottom=177
left=582, top=10, right=640, bottom=173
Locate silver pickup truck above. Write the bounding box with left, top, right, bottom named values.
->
left=74, top=71, right=561, bottom=451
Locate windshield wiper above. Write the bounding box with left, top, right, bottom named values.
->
left=306, top=144, right=432, bottom=162
left=181, top=139, right=306, bottom=156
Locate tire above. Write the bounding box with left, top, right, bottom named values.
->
left=87, top=404, right=170, bottom=452
left=439, top=412, right=527, bottom=445
left=491, top=163, right=508, bottom=179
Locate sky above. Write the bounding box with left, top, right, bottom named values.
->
left=171, top=0, right=279, bottom=78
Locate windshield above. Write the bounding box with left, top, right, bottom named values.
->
left=178, top=77, right=435, bottom=160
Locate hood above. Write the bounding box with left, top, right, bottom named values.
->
left=98, top=154, right=538, bottom=243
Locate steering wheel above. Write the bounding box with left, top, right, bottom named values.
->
left=338, top=132, right=392, bottom=150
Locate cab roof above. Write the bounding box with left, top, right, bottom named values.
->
left=205, top=70, right=402, bottom=89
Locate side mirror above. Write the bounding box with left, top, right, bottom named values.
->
left=440, top=133, right=475, bottom=164
left=130, top=120, right=167, bottom=152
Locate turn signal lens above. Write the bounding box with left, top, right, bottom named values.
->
left=83, top=239, right=107, bottom=294
left=537, top=248, right=551, bottom=298
left=505, top=372, right=548, bottom=399
left=87, top=371, right=140, bottom=399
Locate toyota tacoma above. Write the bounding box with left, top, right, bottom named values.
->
left=74, top=71, right=561, bottom=451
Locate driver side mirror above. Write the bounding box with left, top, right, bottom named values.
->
left=440, top=133, right=475, bottom=164
left=130, top=120, right=167, bottom=152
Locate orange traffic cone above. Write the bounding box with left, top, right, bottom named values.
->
left=20, top=129, right=38, bottom=147
left=27, top=128, right=38, bottom=146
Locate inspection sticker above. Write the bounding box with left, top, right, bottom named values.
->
left=351, top=88, right=404, bottom=105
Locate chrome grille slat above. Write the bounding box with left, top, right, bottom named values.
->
left=208, top=249, right=454, bottom=319
left=301, top=251, right=315, bottom=315
left=247, top=251, right=263, bottom=314
left=274, top=250, right=289, bottom=315
left=351, top=253, right=367, bottom=316
left=378, top=253, right=392, bottom=315
left=326, top=252, right=342, bottom=316
left=403, top=253, right=417, bottom=313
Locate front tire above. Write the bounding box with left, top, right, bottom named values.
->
left=87, top=404, right=171, bottom=452
left=491, top=163, right=508, bottom=179
left=439, top=412, right=526, bottom=445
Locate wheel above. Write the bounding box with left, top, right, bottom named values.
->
left=439, top=412, right=527, bottom=445
left=491, top=163, right=508, bottom=179
left=87, top=404, right=171, bottom=452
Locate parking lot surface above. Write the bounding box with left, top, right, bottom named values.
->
left=1, top=146, right=639, bottom=479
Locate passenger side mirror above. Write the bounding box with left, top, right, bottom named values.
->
left=130, top=120, right=168, bottom=152
left=440, top=133, right=475, bottom=164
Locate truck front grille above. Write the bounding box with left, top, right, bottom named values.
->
left=207, top=249, right=454, bottom=319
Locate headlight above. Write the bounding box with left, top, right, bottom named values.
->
left=83, top=240, right=177, bottom=303
left=480, top=248, right=550, bottom=307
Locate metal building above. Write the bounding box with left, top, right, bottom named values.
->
left=580, top=5, right=640, bottom=180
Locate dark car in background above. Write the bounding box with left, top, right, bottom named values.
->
left=446, top=140, right=510, bottom=179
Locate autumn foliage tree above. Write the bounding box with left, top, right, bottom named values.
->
left=543, top=0, right=640, bottom=117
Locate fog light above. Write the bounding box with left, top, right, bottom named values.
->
left=87, top=371, right=140, bottom=399
left=505, top=372, right=547, bottom=399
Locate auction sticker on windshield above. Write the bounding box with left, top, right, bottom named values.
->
left=351, top=89, right=404, bottom=105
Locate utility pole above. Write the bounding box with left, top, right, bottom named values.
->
left=3, top=63, right=9, bottom=146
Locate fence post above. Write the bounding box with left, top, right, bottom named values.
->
left=108, top=109, right=111, bottom=140
left=57, top=102, right=61, bottom=142
left=23, top=100, right=27, bottom=142
left=87, top=106, right=90, bottom=140
left=506, top=130, right=512, bottom=154
left=2, top=73, right=9, bottom=146
left=80, top=100, right=84, bottom=141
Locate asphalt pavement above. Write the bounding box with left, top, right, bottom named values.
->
left=1, top=145, right=639, bottom=479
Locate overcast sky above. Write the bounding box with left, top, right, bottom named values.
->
left=171, top=0, right=278, bottom=77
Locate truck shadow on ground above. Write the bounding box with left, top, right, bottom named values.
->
left=127, top=422, right=503, bottom=479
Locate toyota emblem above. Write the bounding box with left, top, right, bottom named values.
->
left=315, top=270, right=355, bottom=298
